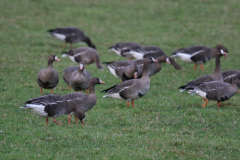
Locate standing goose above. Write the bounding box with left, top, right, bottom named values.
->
left=37, top=55, right=60, bottom=95
left=178, top=49, right=228, bottom=92
left=172, top=45, right=228, bottom=71
left=101, top=57, right=158, bottom=108
left=47, top=27, right=96, bottom=49
left=134, top=55, right=181, bottom=77
left=69, top=62, right=92, bottom=94
left=222, top=70, right=240, bottom=84
left=20, top=95, right=85, bottom=125
left=63, top=66, right=78, bottom=90
left=62, top=47, right=103, bottom=69
left=62, top=77, right=105, bottom=123
left=186, top=80, right=240, bottom=108
left=109, top=42, right=146, bottom=60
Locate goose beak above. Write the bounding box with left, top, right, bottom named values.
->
left=100, top=80, right=105, bottom=84
left=166, top=58, right=171, bottom=64
left=134, top=72, right=138, bottom=79
left=55, top=57, right=60, bottom=61
left=223, top=53, right=228, bottom=59
left=81, top=120, right=84, bottom=125
left=153, top=58, right=158, bottom=63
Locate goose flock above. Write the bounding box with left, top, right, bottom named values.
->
left=21, top=27, right=240, bottom=126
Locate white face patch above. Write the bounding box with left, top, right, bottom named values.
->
left=80, top=64, right=84, bottom=70
left=220, top=49, right=224, bottom=54
left=166, top=58, right=170, bottom=64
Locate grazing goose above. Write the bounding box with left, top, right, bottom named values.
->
left=20, top=95, right=85, bottom=125
left=101, top=57, right=158, bottom=108
left=142, top=46, right=167, bottom=59
left=62, top=77, right=105, bottom=123
left=172, top=45, right=228, bottom=71
left=37, top=55, right=60, bottom=95
left=178, top=49, right=228, bottom=92
left=47, top=27, right=96, bottom=49
left=135, top=55, right=181, bottom=77
left=63, top=66, right=78, bottom=90
left=109, top=42, right=146, bottom=60
left=62, top=47, right=103, bottom=69
left=186, top=80, right=240, bottom=108
left=69, top=62, right=92, bottom=94
left=222, top=70, right=240, bottom=84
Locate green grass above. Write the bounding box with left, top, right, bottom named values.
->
left=1, top=0, right=240, bottom=159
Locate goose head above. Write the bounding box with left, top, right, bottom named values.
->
left=214, top=45, right=228, bottom=59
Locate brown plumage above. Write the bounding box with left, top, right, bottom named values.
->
left=63, top=66, right=78, bottom=90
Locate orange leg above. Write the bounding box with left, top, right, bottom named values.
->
left=203, top=99, right=209, bottom=108
left=238, top=91, right=240, bottom=93
left=51, top=89, right=54, bottom=94
left=46, top=118, right=48, bottom=125
left=194, top=64, right=197, bottom=70
left=131, top=100, right=135, bottom=109
left=86, top=89, right=89, bottom=95
left=127, top=102, right=129, bottom=107
left=75, top=91, right=77, bottom=92
left=68, top=85, right=71, bottom=91
left=68, top=115, right=71, bottom=125
left=71, top=43, right=73, bottom=49
left=217, top=102, right=220, bottom=108
left=121, top=80, right=123, bottom=83
left=40, top=88, right=42, bottom=95
left=200, top=64, right=204, bottom=71
left=53, top=118, right=61, bottom=125
left=75, top=115, right=78, bottom=123
left=62, top=42, right=66, bottom=48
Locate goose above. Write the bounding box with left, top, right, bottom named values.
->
left=172, top=45, right=228, bottom=71
left=134, top=55, right=181, bottom=77
left=101, top=57, right=158, bottom=108
left=186, top=80, right=240, bottom=108
left=37, top=55, right=60, bottom=95
left=142, top=46, right=167, bottom=59
left=62, top=77, right=105, bottom=123
left=63, top=66, right=78, bottom=90
left=178, top=49, right=228, bottom=92
left=20, top=95, right=85, bottom=125
left=47, top=27, right=96, bottom=49
left=69, top=62, right=92, bottom=94
left=222, top=70, right=240, bottom=84
left=62, top=47, right=103, bottom=69
left=109, top=42, right=146, bottom=60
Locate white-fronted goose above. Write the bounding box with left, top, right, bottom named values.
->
left=69, top=62, right=92, bottom=93
left=142, top=46, right=167, bottom=59
left=179, top=49, right=228, bottom=92
left=172, top=45, right=228, bottom=71
left=63, top=66, right=78, bottom=90
left=62, top=77, right=105, bottom=123
left=109, top=42, right=146, bottom=60
left=134, top=55, right=181, bottom=77
left=222, top=70, right=240, bottom=84
left=186, top=80, right=240, bottom=108
left=47, top=27, right=96, bottom=49
left=37, top=55, right=60, bottom=95
left=101, top=57, right=158, bottom=108
left=20, top=95, right=85, bottom=125
left=62, top=47, right=103, bottom=69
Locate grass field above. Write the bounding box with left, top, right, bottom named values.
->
left=1, top=0, right=240, bottom=159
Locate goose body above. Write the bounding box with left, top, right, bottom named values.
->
left=63, top=66, right=78, bottom=90
left=101, top=57, right=158, bottom=108
left=222, top=70, right=240, bottom=84
left=69, top=63, right=92, bottom=92
left=109, top=42, right=145, bottom=60
left=187, top=80, right=240, bottom=108
left=20, top=95, right=85, bottom=125
left=37, top=55, right=60, bottom=95
left=143, top=46, right=167, bottom=59
left=172, top=45, right=228, bottom=70
left=62, top=47, right=103, bottom=69
left=179, top=49, right=228, bottom=92
left=103, top=61, right=134, bottom=78
left=47, top=27, right=96, bottom=49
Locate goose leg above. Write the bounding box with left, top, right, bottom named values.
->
left=75, top=115, right=78, bottom=123
left=75, top=91, right=77, bottom=92
left=202, top=98, right=205, bottom=101
left=51, top=89, right=54, bottom=94
left=68, top=115, right=71, bottom=125
left=217, top=102, right=220, bottom=108
left=131, top=100, right=135, bottom=109
left=46, top=118, right=48, bottom=125
left=71, top=43, right=73, bottom=49
left=203, top=99, right=209, bottom=108
left=62, top=42, right=66, bottom=48
left=194, top=64, right=197, bottom=70
left=53, top=118, right=61, bottom=125
left=200, top=64, right=204, bottom=71
left=238, top=91, right=240, bottom=93
left=86, top=89, right=89, bottom=95
left=40, top=88, right=42, bottom=95
left=127, top=102, right=129, bottom=107
left=68, top=85, right=71, bottom=91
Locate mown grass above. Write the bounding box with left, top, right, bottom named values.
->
left=1, top=0, right=240, bottom=159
